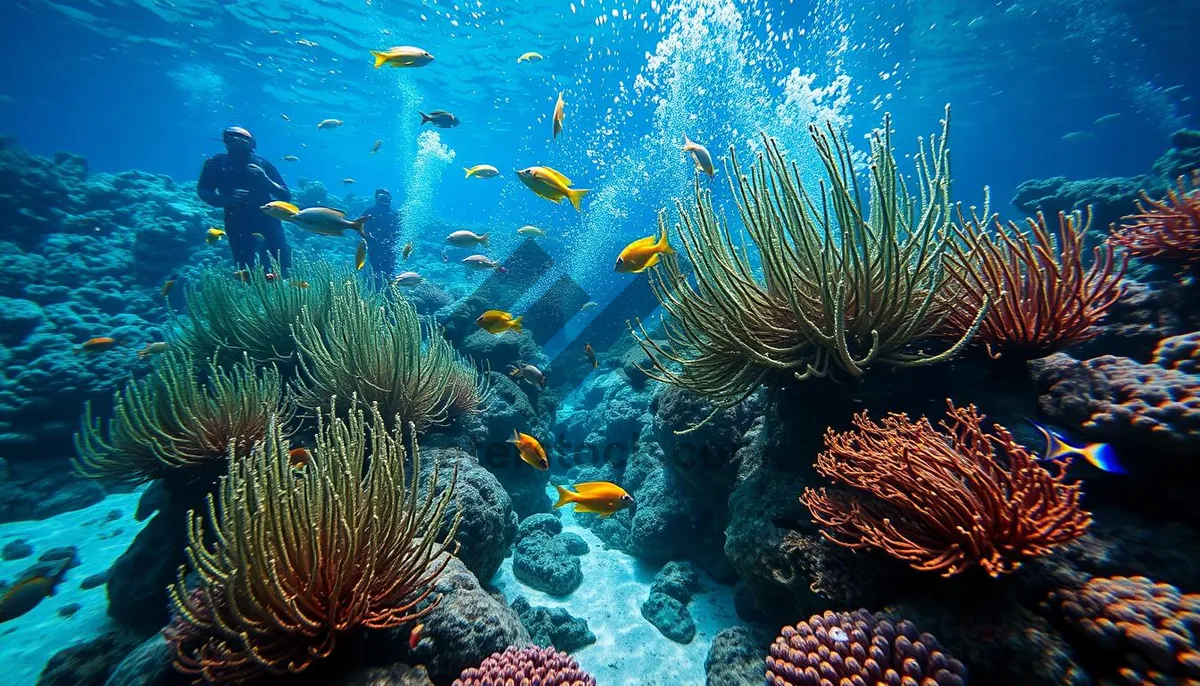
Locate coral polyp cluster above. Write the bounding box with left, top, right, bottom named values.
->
left=452, top=645, right=597, bottom=686
left=765, top=609, right=967, bottom=686
left=801, top=401, right=1092, bottom=577
left=1045, top=576, right=1200, bottom=684
left=1110, top=171, right=1200, bottom=263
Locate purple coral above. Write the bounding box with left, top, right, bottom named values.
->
left=1152, top=331, right=1200, bottom=374
left=452, top=645, right=597, bottom=686
left=1046, top=575, right=1200, bottom=683
left=765, top=609, right=967, bottom=686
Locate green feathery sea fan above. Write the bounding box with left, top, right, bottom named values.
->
left=165, top=400, right=459, bottom=682
left=172, top=259, right=352, bottom=370
left=292, top=280, right=489, bottom=431
left=73, top=351, right=292, bottom=485
left=634, top=107, right=986, bottom=429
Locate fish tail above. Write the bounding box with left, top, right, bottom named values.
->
left=510, top=315, right=523, bottom=333
left=566, top=187, right=590, bottom=212
left=1081, top=442, right=1126, bottom=474
left=419, top=111, right=431, bottom=125
left=657, top=223, right=674, bottom=254
left=371, top=51, right=388, bottom=68
left=464, top=167, right=474, bottom=178
left=553, top=484, right=576, bottom=509
left=682, top=132, right=691, bottom=149
left=350, top=216, right=368, bottom=237
left=508, top=429, right=520, bottom=443
left=480, top=232, right=490, bottom=247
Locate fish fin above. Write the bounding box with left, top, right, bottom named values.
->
left=278, top=202, right=299, bottom=213
left=681, top=132, right=691, bottom=149
left=480, top=232, right=490, bottom=247
left=553, top=484, right=575, bottom=509
left=419, top=111, right=430, bottom=125
left=566, top=187, right=590, bottom=212
left=657, top=224, right=674, bottom=254
left=570, top=503, right=607, bottom=515
left=508, top=429, right=520, bottom=444
left=573, top=482, right=612, bottom=493
left=642, top=253, right=662, bottom=270
left=464, top=167, right=474, bottom=178
left=371, top=51, right=388, bottom=68
left=510, top=315, right=523, bottom=333
left=350, top=216, right=368, bottom=238
left=1081, top=443, right=1126, bottom=474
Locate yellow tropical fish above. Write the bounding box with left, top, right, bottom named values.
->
left=476, top=309, right=523, bottom=334
left=464, top=164, right=501, bottom=179
left=516, top=166, right=590, bottom=212
left=354, top=239, right=367, bottom=270
left=517, top=51, right=544, bottom=63
left=371, top=46, right=434, bottom=68
left=509, top=430, right=548, bottom=470
left=615, top=224, right=674, bottom=273
left=261, top=201, right=300, bottom=221
left=553, top=482, right=634, bottom=518
left=205, top=227, right=225, bottom=244
left=682, top=133, right=715, bottom=178
left=552, top=91, right=565, bottom=139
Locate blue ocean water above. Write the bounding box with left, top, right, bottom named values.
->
left=1, top=0, right=1199, bottom=685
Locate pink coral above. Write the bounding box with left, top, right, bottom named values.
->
left=452, top=645, right=596, bottom=686
left=765, top=609, right=967, bottom=686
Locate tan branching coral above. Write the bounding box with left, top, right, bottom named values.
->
left=292, top=280, right=485, bottom=430
left=73, top=352, right=289, bottom=485
left=801, top=400, right=1091, bottom=577
left=164, top=400, right=459, bottom=683
left=633, top=108, right=986, bottom=430
left=947, top=206, right=1126, bottom=359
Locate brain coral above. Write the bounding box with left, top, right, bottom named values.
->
left=452, top=645, right=597, bottom=686
left=1045, top=576, right=1200, bottom=684
left=765, top=609, right=967, bottom=686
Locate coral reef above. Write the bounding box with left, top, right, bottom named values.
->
left=764, top=610, right=967, bottom=686
left=1110, top=171, right=1200, bottom=263
left=705, top=626, right=773, bottom=686
left=947, top=208, right=1125, bottom=360
left=635, top=109, right=984, bottom=426
left=641, top=590, right=696, bottom=644
left=511, top=596, right=597, bottom=653
left=420, top=447, right=517, bottom=583
left=400, top=554, right=531, bottom=683
left=651, top=560, right=701, bottom=603
left=802, top=401, right=1091, bottom=577
left=1045, top=575, right=1200, bottom=684
left=512, top=513, right=584, bottom=596
left=452, top=646, right=596, bottom=686
left=164, top=403, right=458, bottom=682
left=0, top=137, right=218, bottom=464
left=1032, top=350, right=1200, bottom=458
left=36, top=630, right=146, bottom=686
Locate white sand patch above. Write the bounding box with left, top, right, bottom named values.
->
left=492, top=496, right=738, bottom=686
left=0, top=491, right=148, bottom=686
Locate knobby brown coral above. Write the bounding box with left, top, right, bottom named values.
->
left=801, top=401, right=1091, bottom=577
left=164, top=400, right=459, bottom=682
left=947, top=206, right=1125, bottom=359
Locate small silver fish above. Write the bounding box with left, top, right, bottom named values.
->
left=461, top=255, right=505, bottom=273
left=393, top=271, right=423, bottom=286
left=509, top=362, right=546, bottom=388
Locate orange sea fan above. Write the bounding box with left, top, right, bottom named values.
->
left=946, top=208, right=1126, bottom=360
left=1110, top=171, right=1200, bottom=262
left=801, top=401, right=1091, bottom=578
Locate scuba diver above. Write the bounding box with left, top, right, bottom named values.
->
left=197, top=127, right=292, bottom=271
left=362, top=188, right=401, bottom=280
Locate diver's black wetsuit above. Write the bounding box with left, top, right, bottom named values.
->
left=197, top=153, right=292, bottom=270
left=362, top=202, right=401, bottom=279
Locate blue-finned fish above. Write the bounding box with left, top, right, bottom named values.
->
left=1029, top=421, right=1125, bottom=474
